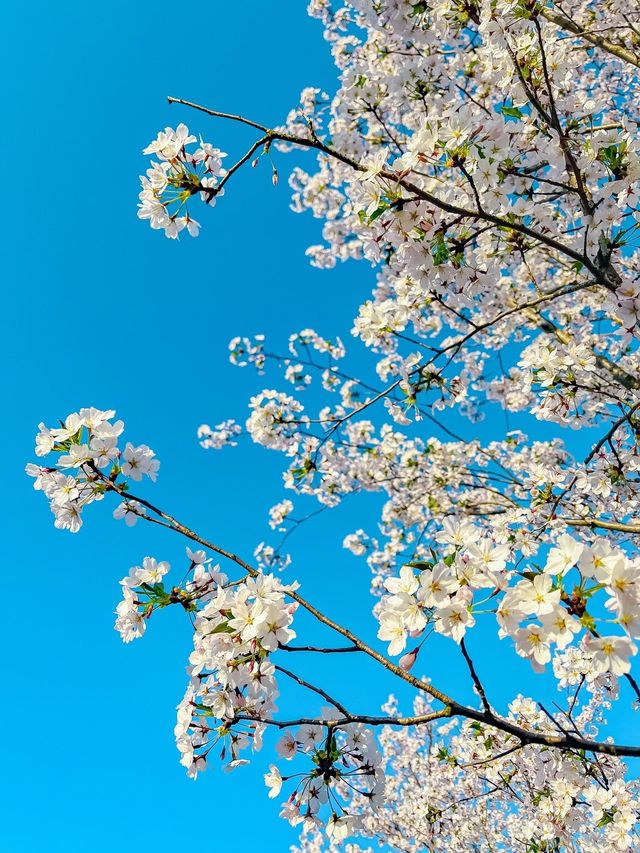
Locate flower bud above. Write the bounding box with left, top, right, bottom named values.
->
left=399, top=647, right=419, bottom=671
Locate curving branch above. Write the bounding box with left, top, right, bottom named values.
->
left=95, top=468, right=640, bottom=759
left=167, top=98, right=611, bottom=286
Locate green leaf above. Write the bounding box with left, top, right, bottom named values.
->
left=501, top=105, right=523, bottom=119
left=407, top=560, right=434, bottom=570
left=368, top=204, right=388, bottom=223
left=580, top=612, right=596, bottom=631
left=210, top=621, right=235, bottom=635
left=432, top=232, right=449, bottom=265
left=194, top=703, right=214, bottom=716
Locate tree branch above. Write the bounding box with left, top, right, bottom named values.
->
left=167, top=97, right=609, bottom=285
left=98, top=471, right=640, bottom=759
left=274, top=663, right=351, bottom=717
left=167, top=96, right=269, bottom=132
left=460, top=638, right=492, bottom=715
left=278, top=643, right=361, bottom=653
left=540, top=6, right=640, bottom=69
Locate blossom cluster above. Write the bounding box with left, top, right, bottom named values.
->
left=246, top=390, right=307, bottom=454
left=197, top=420, right=242, bottom=450
left=138, top=123, right=226, bottom=238
left=26, top=408, right=158, bottom=532
left=267, top=720, right=383, bottom=840
left=112, top=542, right=382, bottom=836
left=174, top=570, right=298, bottom=777
left=115, top=555, right=172, bottom=642
left=229, top=334, right=266, bottom=371
left=377, top=526, right=639, bottom=681
left=293, top=689, right=638, bottom=853
left=268, top=499, right=294, bottom=530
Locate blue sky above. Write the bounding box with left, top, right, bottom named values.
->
left=2, top=3, right=636, bottom=851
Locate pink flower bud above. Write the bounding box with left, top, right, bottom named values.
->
left=457, top=586, right=473, bottom=604
left=399, top=647, right=419, bottom=671
left=272, top=169, right=279, bottom=186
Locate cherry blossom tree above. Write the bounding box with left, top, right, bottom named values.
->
left=27, top=1, right=640, bottom=849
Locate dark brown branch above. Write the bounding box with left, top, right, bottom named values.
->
left=274, top=663, right=351, bottom=717
left=168, top=97, right=607, bottom=284
left=167, top=96, right=269, bottom=132
left=233, top=708, right=452, bottom=729
left=100, top=473, right=640, bottom=758
left=278, top=643, right=361, bottom=653
left=460, top=638, right=492, bottom=715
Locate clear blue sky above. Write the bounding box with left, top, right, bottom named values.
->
left=1, top=4, right=633, bottom=851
